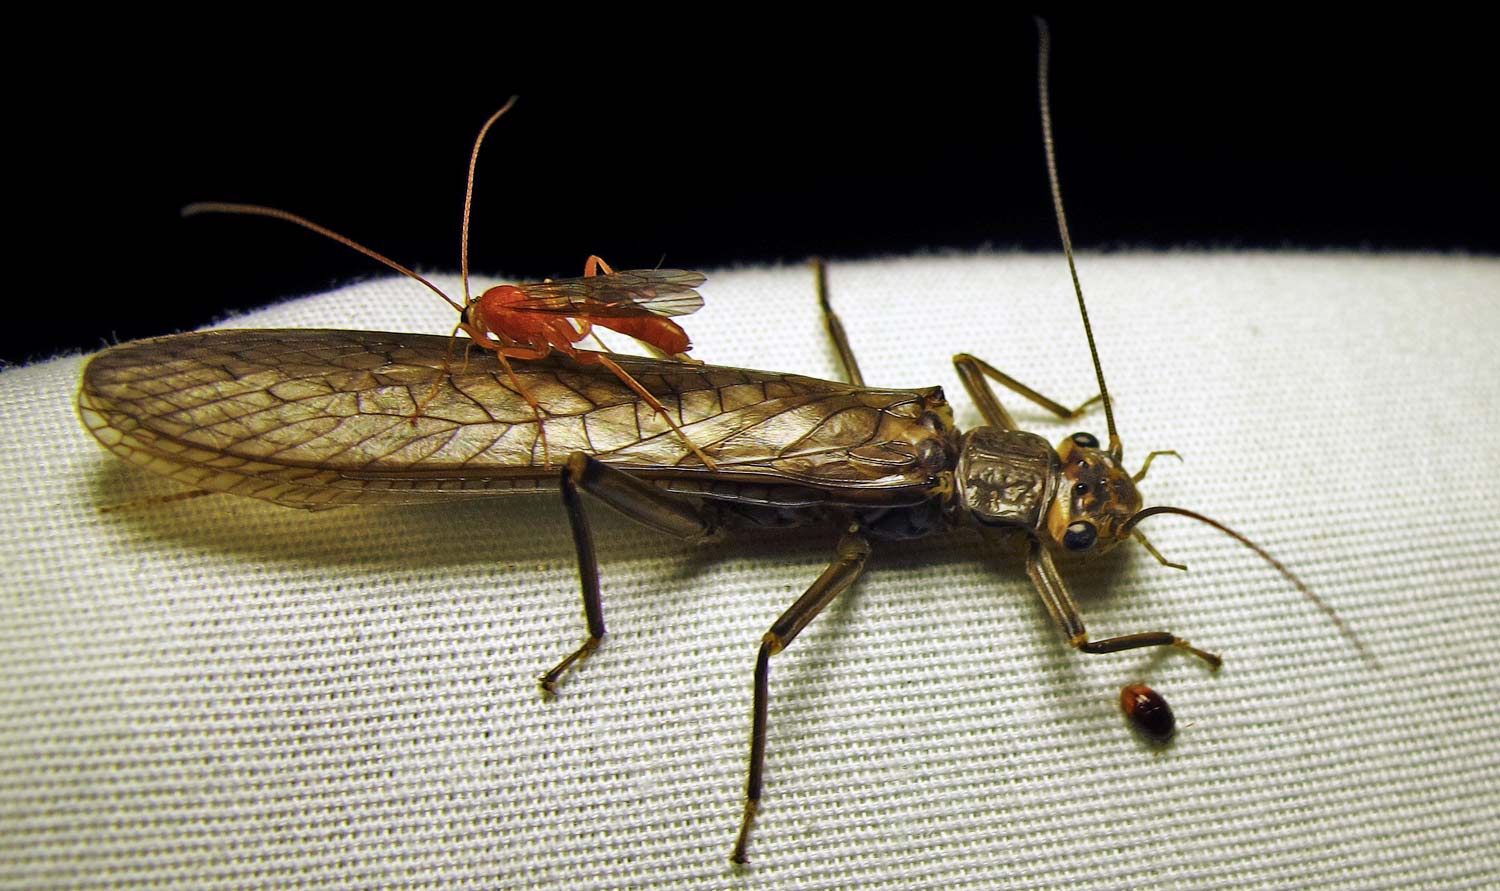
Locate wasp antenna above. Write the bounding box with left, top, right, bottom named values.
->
left=183, top=202, right=465, bottom=313
left=1122, top=505, right=1377, bottom=667
left=1034, top=17, right=1119, bottom=459
left=460, top=96, right=520, bottom=307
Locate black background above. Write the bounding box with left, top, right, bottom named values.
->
left=15, top=13, right=1495, bottom=365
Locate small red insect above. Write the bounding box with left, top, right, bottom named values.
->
left=1120, top=683, right=1176, bottom=742
left=183, top=97, right=717, bottom=469
left=454, top=255, right=710, bottom=461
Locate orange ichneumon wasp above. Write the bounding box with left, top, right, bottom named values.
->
left=182, top=97, right=716, bottom=469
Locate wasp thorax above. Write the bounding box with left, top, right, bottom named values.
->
left=1045, top=435, right=1142, bottom=554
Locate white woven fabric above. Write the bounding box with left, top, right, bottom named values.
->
left=3, top=252, right=1497, bottom=889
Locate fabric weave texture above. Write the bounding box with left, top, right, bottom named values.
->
left=3, top=252, right=1497, bottom=890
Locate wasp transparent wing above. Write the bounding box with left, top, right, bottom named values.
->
left=511, top=269, right=706, bottom=318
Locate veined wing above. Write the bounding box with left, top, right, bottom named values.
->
left=512, top=269, right=706, bottom=318
left=78, top=329, right=952, bottom=510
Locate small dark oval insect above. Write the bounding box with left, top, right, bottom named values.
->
left=1120, top=683, right=1176, bottom=742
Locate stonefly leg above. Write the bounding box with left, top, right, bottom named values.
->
left=1025, top=539, right=1221, bottom=668
left=542, top=453, right=718, bottom=693
left=812, top=258, right=866, bottom=387
left=952, top=352, right=1101, bottom=432
left=731, top=528, right=872, bottom=864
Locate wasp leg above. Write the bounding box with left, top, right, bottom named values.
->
left=952, top=353, right=1101, bottom=431
left=731, top=528, right=872, bottom=864
left=1025, top=538, right=1222, bottom=669
left=585, top=353, right=719, bottom=470
left=811, top=258, right=866, bottom=386
left=581, top=254, right=615, bottom=278
left=543, top=453, right=718, bottom=693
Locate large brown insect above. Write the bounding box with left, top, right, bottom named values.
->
left=76, top=21, right=1365, bottom=862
